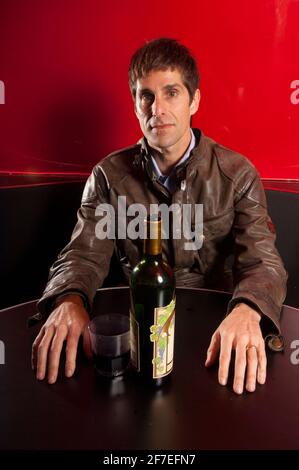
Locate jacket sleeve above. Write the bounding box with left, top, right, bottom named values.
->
left=36, top=165, right=115, bottom=318
left=227, top=172, right=288, bottom=334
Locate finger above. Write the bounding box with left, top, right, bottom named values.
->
left=205, top=330, right=220, bottom=366
left=233, top=342, right=247, bottom=394
left=36, top=325, right=55, bottom=380
left=257, top=341, right=267, bottom=385
left=218, top=334, right=233, bottom=386
left=65, top=327, right=81, bottom=377
left=31, top=327, right=45, bottom=370
left=245, top=346, right=258, bottom=392
left=83, top=325, right=93, bottom=360
left=47, top=325, right=68, bottom=384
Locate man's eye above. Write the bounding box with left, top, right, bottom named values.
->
left=168, top=90, right=178, bottom=97
left=141, top=94, right=152, bottom=102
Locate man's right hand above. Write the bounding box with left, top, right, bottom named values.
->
left=31, top=295, right=92, bottom=384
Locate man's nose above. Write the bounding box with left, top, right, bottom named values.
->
left=151, top=96, right=165, bottom=117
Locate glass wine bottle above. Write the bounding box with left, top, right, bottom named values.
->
left=130, top=215, right=176, bottom=387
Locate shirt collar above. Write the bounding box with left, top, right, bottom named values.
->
left=149, top=128, right=196, bottom=179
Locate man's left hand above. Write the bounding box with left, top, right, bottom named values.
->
left=205, top=303, right=267, bottom=394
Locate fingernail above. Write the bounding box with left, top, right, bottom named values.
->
left=219, top=378, right=227, bottom=386
left=66, top=368, right=73, bottom=377
left=48, top=376, right=55, bottom=384
left=236, top=386, right=243, bottom=394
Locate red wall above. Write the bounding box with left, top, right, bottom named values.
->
left=0, top=0, right=298, bottom=178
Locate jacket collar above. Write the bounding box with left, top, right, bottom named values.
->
left=133, top=128, right=207, bottom=182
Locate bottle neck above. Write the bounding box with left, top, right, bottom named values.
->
left=143, top=238, right=162, bottom=257
left=143, top=216, right=162, bottom=258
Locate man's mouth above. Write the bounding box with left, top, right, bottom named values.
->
left=151, top=124, right=174, bottom=129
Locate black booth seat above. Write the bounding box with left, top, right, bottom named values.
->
left=0, top=180, right=86, bottom=310
left=0, top=178, right=298, bottom=310
left=265, top=189, right=299, bottom=308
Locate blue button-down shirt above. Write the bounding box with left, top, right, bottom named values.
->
left=150, top=129, right=196, bottom=193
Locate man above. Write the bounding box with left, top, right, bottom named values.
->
left=31, top=37, right=287, bottom=394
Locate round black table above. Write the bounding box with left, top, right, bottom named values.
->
left=0, top=287, right=299, bottom=454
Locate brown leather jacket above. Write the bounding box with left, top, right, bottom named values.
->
left=36, top=128, right=287, bottom=333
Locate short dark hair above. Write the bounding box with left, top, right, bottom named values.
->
left=128, top=37, right=200, bottom=103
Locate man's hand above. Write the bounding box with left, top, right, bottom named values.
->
left=31, top=295, right=92, bottom=384
left=205, top=303, right=267, bottom=394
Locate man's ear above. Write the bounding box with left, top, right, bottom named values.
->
left=190, top=89, right=200, bottom=116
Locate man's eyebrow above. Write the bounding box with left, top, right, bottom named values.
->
left=138, top=87, right=153, bottom=94
left=163, top=83, right=183, bottom=90
left=138, top=83, right=183, bottom=94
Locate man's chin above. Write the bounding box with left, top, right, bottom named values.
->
left=146, top=134, right=176, bottom=150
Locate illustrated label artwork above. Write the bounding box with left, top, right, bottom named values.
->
left=150, top=298, right=176, bottom=378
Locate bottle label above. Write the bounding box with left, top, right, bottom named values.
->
left=150, top=297, right=176, bottom=379
left=130, top=311, right=140, bottom=372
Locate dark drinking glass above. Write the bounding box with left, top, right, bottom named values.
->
left=88, top=313, right=130, bottom=378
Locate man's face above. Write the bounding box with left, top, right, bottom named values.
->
left=134, top=68, right=200, bottom=151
